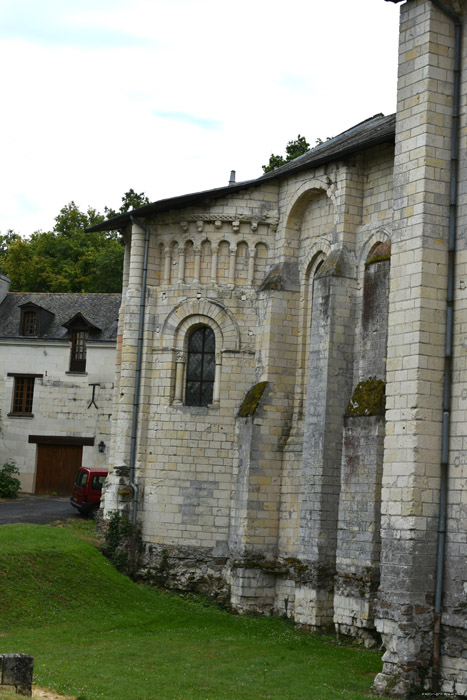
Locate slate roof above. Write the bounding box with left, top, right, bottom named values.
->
left=87, top=113, right=396, bottom=233
left=0, top=293, right=121, bottom=341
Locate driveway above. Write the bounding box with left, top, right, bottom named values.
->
left=0, top=494, right=80, bottom=525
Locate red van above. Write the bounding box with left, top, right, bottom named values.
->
left=70, top=466, right=108, bottom=517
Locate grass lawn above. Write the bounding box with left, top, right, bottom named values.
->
left=0, top=521, right=382, bottom=700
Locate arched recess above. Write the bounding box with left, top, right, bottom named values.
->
left=253, top=242, right=269, bottom=285
left=200, top=239, right=212, bottom=284
left=217, top=240, right=231, bottom=285
left=169, top=241, right=179, bottom=284
left=280, top=180, right=337, bottom=262
left=358, top=235, right=391, bottom=382
left=235, top=241, right=249, bottom=286
left=154, top=241, right=164, bottom=286
left=171, top=315, right=223, bottom=406
left=184, top=240, right=195, bottom=282
left=164, top=301, right=239, bottom=407
left=358, top=229, right=391, bottom=289
left=160, top=298, right=241, bottom=353
left=298, top=242, right=330, bottom=417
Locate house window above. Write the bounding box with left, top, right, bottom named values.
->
left=70, top=330, right=88, bottom=372
left=12, top=376, right=35, bottom=415
left=185, top=326, right=215, bottom=406
left=22, top=311, right=38, bottom=336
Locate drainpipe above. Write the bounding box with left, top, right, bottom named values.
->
left=128, top=215, right=151, bottom=532
left=426, top=1, right=462, bottom=692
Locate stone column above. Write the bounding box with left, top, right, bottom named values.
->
left=178, top=248, right=185, bottom=283
left=373, top=2, right=456, bottom=694
left=173, top=351, right=186, bottom=405
left=193, top=247, right=201, bottom=284
left=247, top=247, right=256, bottom=286
left=163, top=246, right=171, bottom=285
left=212, top=352, right=222, bottom=406
left=102, top=221, right=146, bottom=518
left=108, top=239, right=130, bottom=469
left=211, top=247, right=218, bottom=284
left=228, top=246, right=236, bottom=285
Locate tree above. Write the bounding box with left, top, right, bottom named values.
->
left=0, top=230, right=20, bottom=277
left=262, top=135, right=310, bottom=173
left=104, top=188, right=150, bottom=221
left=1, top=190, right=150, bottom=294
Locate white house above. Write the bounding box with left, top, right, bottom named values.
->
left=0, top=274, right=120, bottom=495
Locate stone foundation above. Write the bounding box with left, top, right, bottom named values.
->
left=136, top=542, right=231, bottom=604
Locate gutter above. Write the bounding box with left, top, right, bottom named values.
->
left=128, top=215, right=151, bottom=534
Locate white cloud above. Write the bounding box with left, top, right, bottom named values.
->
left=0, top=0, right=400, bottom=236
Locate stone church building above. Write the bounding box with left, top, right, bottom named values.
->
left=88, top=0, right=467, bottom=695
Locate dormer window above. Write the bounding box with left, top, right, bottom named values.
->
left=19, top=302, right=54, bottom=337
left=22, top=310, right=38, bottom=336
left=70, top=330, right=88, bottom=372
left=63, top=312, right=101, bottom=374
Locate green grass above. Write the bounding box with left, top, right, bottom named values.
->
left=0, top=522, right=382, bottom=700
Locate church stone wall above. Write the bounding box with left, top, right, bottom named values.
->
left=102, top=1, right=467, bottom=694
left=373, top=2, right=467, bottom=696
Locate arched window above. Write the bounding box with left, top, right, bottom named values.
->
left=185, top=326, right=215, bottom=406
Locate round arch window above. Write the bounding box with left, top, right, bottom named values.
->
left=185, top=326, right=215, bottom=406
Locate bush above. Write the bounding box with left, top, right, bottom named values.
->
left=0, top=461, right=21, bottom=498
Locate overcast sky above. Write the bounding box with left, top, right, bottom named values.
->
left=0, top=0, right=401, bottom=236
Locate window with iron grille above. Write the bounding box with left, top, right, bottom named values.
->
left=21, top=311, right=38, bottom=336
left=185, top=326, right=215, bottom=406
left=70, top=330, right=88, bottom=372
left=12, top=376, right=35, bottom=414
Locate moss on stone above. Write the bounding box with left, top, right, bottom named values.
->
left=237, top=381, right=267, bottom=418
left=365, top=253, right=390, bottom=267
left=346, top=377, right=385, bottom=417
left=365, top=241, right=391, bottom=267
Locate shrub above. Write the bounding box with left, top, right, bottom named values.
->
left=0, top=461, right=21, bottom=498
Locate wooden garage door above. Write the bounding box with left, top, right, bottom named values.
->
left=35, top=444, right=83, bottom=496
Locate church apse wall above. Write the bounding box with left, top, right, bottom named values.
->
left=103, top=145, right=396, bottom=614
left=95, top=1, right=467, bottom=694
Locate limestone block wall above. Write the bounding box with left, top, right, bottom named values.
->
left=374, top=1, right=466, bottom=695
left=274, top=147, right=394, bottom=623
left=334, top=416, right=385, bottom=646
left=105, top=185, right=297, bottom=594
left=0, top=340, right=116, bottom=491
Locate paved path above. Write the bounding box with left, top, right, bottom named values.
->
left=0, top=494, right=80, bottom=525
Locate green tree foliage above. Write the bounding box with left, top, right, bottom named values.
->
left=0, top=230, right=20, bottom=276
left=104, top=188, right=150, bottom=221
left=0, top=190, right=150, bottom=293
left=262, top=134, right=310, bottom=173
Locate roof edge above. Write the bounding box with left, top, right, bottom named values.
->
left=86, top=113, right=396, bottom=233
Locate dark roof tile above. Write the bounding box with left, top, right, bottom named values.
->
left=0, top=293, right=121, bottom=340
